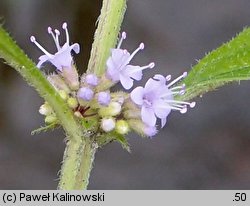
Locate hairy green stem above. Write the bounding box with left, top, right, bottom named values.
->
left=58, top=137, right=97, bottom=190
left=74, top=138, right=97, bottom=189
left=87, top=0, right=127, bottom=75
left=59, top=0, right=127, bottom=189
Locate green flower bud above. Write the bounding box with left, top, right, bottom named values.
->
left=124, top=109, right=141, bottom=119
left=115, top=120, right=130, bottom=135
left=47, top=74, right=71, bottom=93
left=74, top=111, right=83, bottom=118
left=99, top=102, right=121, bottom=117
left=128, top=119, right=157, bottom=137
left=95, top=75, right=114, bottom=92
left=39, top=102, right=53, bottom=115
left=61, top=65, right=79, bottom=91
left=58, top=90, right=69, bottom=100
left=111, top=91, right=128, bottom=105
left=67, top=97, right=78, bottom=109
left=45, top=114, right=57, bottom=124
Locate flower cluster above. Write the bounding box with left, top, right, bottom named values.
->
left=31, top=22, right=195, bottom=141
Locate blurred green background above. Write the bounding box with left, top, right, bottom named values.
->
left=1, top=0, right=250, bottom=189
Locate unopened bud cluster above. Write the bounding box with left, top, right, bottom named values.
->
left=32, top=23, right=195, bottom=141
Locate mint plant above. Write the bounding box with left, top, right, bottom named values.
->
left=1, top=0, right=250, bottom=189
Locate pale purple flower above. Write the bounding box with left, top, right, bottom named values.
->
left=131, top=72, right=195, bottom=128
left=106, top=32, right=155, bottom=90
left=30, top=22, right=80, bottom=71
left=85, top=74, right=99, bottom=86
left=77, top=87, right=94, bottom=101
left=97, top=91, right=111, bottom=106
left=144, top=126, right=158, bottom=137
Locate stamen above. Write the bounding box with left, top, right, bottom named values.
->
left=166, top=75, right=171, bottom=81
left=169, top=84, right=186, bottom=95
left=169, top=104, right=185, bottom=109
left=167, top=100, right=195, bottom=108
left=30, top=36, right=53, bottom=57
left=190, top=102, right=196, bottom=108
left=117, top=31, right=127, bottom=49
left=48, top=27, right=60, bottom=50
left=47, top=27, right=52, bottom=34
left=55, top=29, right=60, bottom=35
left=62, top=22, right=69, bottom=44
left=140, top=62, right=155, bottom=70
left=180, top=106, right=187, bottom=114
left=161, top=91, right=180, bottom=96
left=125, top=43, right=144, bottom=64
left=127, top=62, right=155, bottom=76
left=167, top=72, right=187, bottom=88
left=179, top=90, right=185, bottom=95
left=54, top=29, right=61, bottom=49
left=170, top=84, right=185, bottom=91
left=161, top=103, right=187, bottom=113
left=148, top=62, right=155, bottom=68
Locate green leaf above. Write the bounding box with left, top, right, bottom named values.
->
left=31, top=122, right=59, bottom=135
left=96, top=131, right=131, bottom=152
left=179, top=28, right=250, bottom=101
left=114, top=133, right=131, bottom=153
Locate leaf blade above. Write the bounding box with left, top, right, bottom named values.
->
left=180, top=28, right=250, bottom=101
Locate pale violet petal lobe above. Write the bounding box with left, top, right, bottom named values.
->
left=130, top=87, right=144, bottom=105
left=161, top=117, right=167, bottom=128
left=124, top=65, right=143, bottom=81
left=37, top=55, right=50, bottom=68
left=153, top=99, right=171, bottom=119
left=119, top=73, right=134, bottom=90
left=141, top=106, right=157, bottom=127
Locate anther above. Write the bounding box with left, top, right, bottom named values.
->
left=30, top=36, right=36, bottom=42
left=139, top=43, right=144, bottom=50
left=149, top=62, right=155, bottom=68
left=182, top=71, right=188, bottom=78
left=190, top=102, right=196, bottom=108
left=55, top=29, right=60, bottom=35
left=166, top=75, right=171, bottom=81
left=180, top=106, right=187, bottom=114
left=122, top=32, right=127, bottom=39
left=48, top=27, right=52, bottom=33
left=62, top=22, right=67, bottom=29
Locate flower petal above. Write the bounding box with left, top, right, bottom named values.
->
left=153, top=74, right=166, bottom=85
left=144, top=77, right=161, bottom=93
left=111, top=49, right=130, bottom=67
left=153, top=99, right=171, bottom=119
left=161, top=117, right=167, bottom=128
left=37, top=55, right=50, bottom=68
left=31, top=23, right=79, bottom=71
left=124, top=65, right=143, bottom=81
left=119, top=73, right=134, bottom=90
left=106, top=57, right=120, bottom=81
left=141, top=106, right=157, bottom=127
left=130, top=86, right=144, bottom=105
left=144, top=126, right=158, bottom=137
left=71, top=43, right=80, bottom=54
